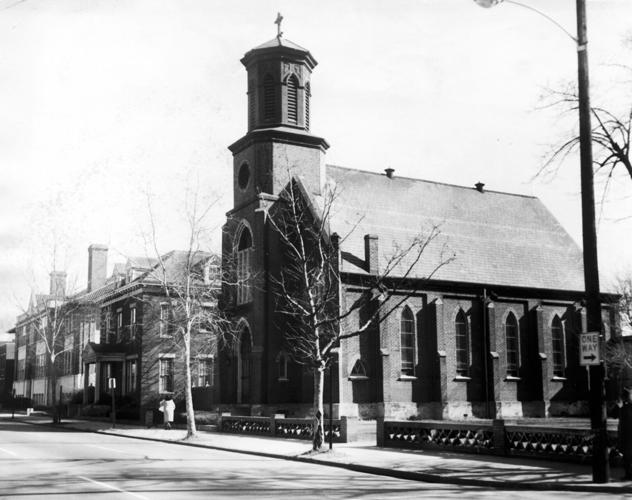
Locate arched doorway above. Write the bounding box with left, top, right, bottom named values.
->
left=237, top=325, right=252, bottom=404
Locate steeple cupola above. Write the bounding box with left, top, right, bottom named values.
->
left=228, top=18, right=329, bottom=203
left=241, top=37, right=316, bottom=132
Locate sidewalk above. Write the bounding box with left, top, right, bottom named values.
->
left=5, top=413, right=631, bottom=494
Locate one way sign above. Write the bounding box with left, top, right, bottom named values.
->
left=579, top=332, right=600, bottom=366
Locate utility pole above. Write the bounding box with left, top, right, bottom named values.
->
left=576, top=0, right=609, bottom=483
left=474, top=0, right=610, bottom=482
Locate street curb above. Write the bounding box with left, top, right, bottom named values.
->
left=9, top=417, right=632, bottom=495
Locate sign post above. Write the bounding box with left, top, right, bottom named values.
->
left=580, top=332, right=600, bottom=367
left=58, top=386, right=63, bottom=424
left=108, top=378, right=116, bottom=428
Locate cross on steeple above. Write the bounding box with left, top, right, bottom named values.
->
left=274, top=12, right=283, bottom=38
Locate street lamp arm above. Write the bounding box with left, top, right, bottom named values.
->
left=474, top=0, right=578, bottom=44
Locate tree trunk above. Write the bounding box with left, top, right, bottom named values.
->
left=184, top=330, right=197, bottom=439
left=48, top=356, right=58, bottom=424
left=312, top=366, right=325, bottom=451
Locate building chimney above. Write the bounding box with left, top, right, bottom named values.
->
left=49, top=271, right=67, bottom=298
left=384, top=168, right=395, bottom=179
left=88, top=244, right=108, bottom=292
left=475, top=182, right=485, bottom=193
left=364, top=234, right=379, bottom=275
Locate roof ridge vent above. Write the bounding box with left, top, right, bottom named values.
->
left=475, top=182, right=485, bottom=193
left=385, top=168, right=395, bottom=179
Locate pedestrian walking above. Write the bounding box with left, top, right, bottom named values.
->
left=619, top=387, right=632, bottom=481
left=159, top=396, right=175, bottom=430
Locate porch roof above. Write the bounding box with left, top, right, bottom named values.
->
left=82, top=342, right=128, bottom=363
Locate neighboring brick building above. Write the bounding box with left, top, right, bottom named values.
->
left=0, top=336, right=15, bottom=408
left=219, top=32, right=619, bottom=420
left=12, top=246, right=107, bottom=407
left=81, top=249, right=219, bottom=418
left=11, top=245, right=219, bottom=420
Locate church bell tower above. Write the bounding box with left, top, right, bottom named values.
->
left=228, top=23, right=329, bottom=207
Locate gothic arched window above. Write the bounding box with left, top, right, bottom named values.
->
left=350, top=359, right=368, bottom=379
left=400, top=307, right=415, bottom=376
left=505, top=312, right=520, bottom=377
left=287, top=74, right=298, bottom=125
left=276, top=352, right=288, bottom=381
left=263, top=74, right=275, bottom=122
left=455, top=309, right=470, bottom=376
left=236, top=227, right=253, bottom=304
left=551, top=315, right=566, bottom=377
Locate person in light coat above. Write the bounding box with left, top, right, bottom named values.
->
left=619, top=387, right=632, bottom=480
left=159, top=396, right=176, bottom=430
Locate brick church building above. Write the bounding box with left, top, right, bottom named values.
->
left=219, top=32, right=618, bottom=420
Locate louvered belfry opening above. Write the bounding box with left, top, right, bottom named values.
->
left=287, top=74, right=298, bottom=125
left=305, top=81, right=310, bottom=131
left=263, top=74, right=275, bottom=122
left=248, top=79, right=255, bottom=130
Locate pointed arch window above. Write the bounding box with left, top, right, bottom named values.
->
left=236, top=227, right=253, bottom=304
left=551, top=315, right=566, bottom=377
left=455, top=309, right=470, bottom=377
left=287, top=74, right=298, bottom=125
left=505, top=312, right=520, bottom=377
left=305, top=81, right=311, bottom=131
left=400, top=307, right=416, bottom=376
left=276, top=352, right=289, bottom=381
left=263, top=74, right=275, bottom=122
left=349, top=359, right=368, bottom=379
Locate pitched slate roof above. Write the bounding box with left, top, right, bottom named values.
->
left=81, top=250, right=215, bottom=304
left=141, top=250, right=214, bottom=284
left=326, top=165, right=585, bottom=292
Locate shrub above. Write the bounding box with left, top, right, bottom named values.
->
left=82, top=405, right=110, bottom=417
left=13, top=396, right=32, bottom=410
left=70, top=391, right=84, bottom=405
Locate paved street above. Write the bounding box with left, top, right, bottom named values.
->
left=0, top=420, right=617, bottom=499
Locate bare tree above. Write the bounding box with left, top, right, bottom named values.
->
left=539, top=86, right=632, bottom=185
left=266, top=177, right=454, bottom=451
left=615, top=273, right=632, bottom=335
left=604, top=273, right=632, bottom=400
left=144, top=191, right=232, bottom=439
left=18, top=276, right=80, bottom=424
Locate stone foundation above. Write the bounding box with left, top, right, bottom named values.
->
left=547, top=399, right=589, bottom=417
left=218, top=399, right=590, bottom=421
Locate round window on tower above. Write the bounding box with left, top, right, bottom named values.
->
left=238, top=162, right=251, bottom=190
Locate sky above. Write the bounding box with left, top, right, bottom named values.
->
left=1, top=0, right=631, bottom=336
